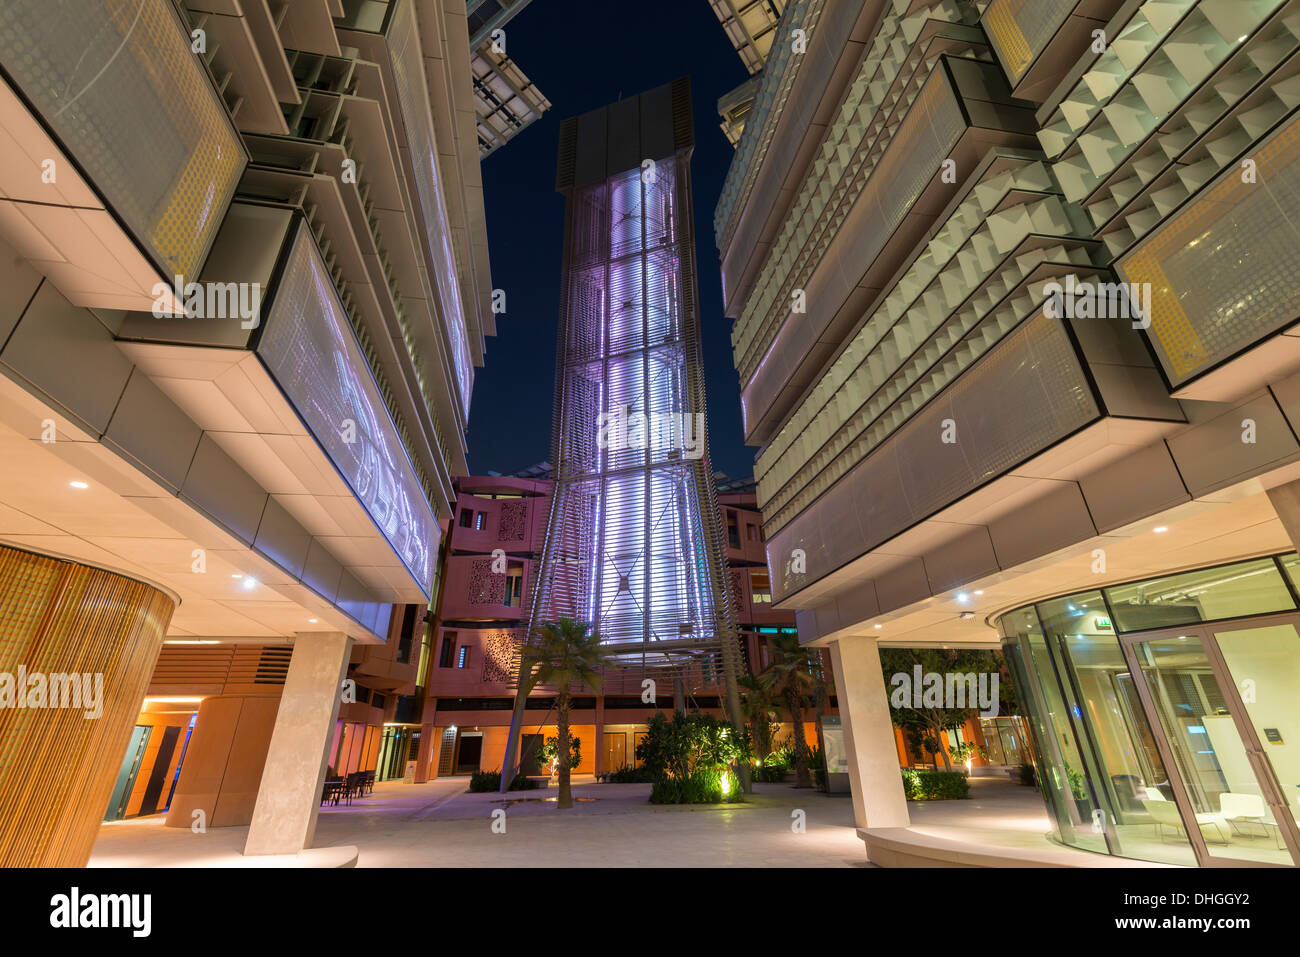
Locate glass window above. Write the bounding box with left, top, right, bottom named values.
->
left=459, top=509, right=473, bottom=528
left=1104, top=557, right=1295, bottom=632
left=1036, top=592, right=1195, bottom=865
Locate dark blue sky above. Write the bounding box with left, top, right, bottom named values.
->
left=465, top=0, right=755, bottom=480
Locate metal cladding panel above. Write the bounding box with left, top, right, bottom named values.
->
left=559, top=78, right=692, bottom=190
left=768, top=308, right=1099, bottom=604
left=257, top=221, right=438, bottom=597
left=1117, top=111, right=1300, bottom=388
left=1, top=281, right=133, bottom=435
left=606, top=96, right=640, bottom=183
left=572, top=109, right=608, bottom=190
left=0, top=0, right=244, bottom=280
left=981, top=0, right=1077, bottom=85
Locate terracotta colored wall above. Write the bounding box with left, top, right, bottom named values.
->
left=122, top=709, right=194, bottom=817
left=164, top=695, right=279, bottom=828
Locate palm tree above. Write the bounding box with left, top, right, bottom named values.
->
left=518, top=618, right=606, bottom=809
left=737, top=672, right=778, bottom=761
left=758, top=634, right=822, bottom=788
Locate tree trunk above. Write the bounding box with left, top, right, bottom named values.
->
left=926, top=717, right=953, bottom=770
left=557, top=694, right=572, bottom=809
left=788, top=692, right=812, bottom=788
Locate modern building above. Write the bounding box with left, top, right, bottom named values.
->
left=0, top=0, right=494, bottom=865
left=468, top=0, right=551, bottom=157
left=714, top=0, right=1300, bottom=867
left=414, top=471, right=832, bottom=779
left=490, top=80, right=750, bottom=782
left=708, top=0, right=786, bottom=145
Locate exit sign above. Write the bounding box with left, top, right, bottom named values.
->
left=1095, top=617, right=1112, bottom=630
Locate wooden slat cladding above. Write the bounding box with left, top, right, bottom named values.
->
left=0, top=544, right=175, bottom=867
left=149, top=644, right=292, bottom=697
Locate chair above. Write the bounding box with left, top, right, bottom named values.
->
left=1220, top=792, right=1274, bottom=840
left=1143, top=798, right=1229, bottom=844
left=362, top=770, right=376, bottom=794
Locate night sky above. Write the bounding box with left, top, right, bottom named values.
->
left=465, top=0, right=755, bottom=480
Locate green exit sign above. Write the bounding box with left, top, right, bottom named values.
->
left=1095, top=617, right=1112, bottom=630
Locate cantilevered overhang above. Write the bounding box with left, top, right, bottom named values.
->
left=765, top=302, right=1188, bottom=620
left=0, top=0, right=245, bottom=311
left=739, top=56, right=1039, bottom=446
left=115, top=204, right=439, bottom=611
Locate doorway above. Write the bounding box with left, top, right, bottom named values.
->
left=104, top=725, right=151, bottom=821
left=1121, top=617, right=1300, bottom=865
left=604, top=731, right=627, bottom=772
left=455, top=732, right=483, bottom=773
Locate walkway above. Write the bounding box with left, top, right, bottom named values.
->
left=89, top=776, right=865, bottom=867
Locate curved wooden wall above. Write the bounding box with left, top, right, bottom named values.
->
left=0, top=544, right=174, bottom=867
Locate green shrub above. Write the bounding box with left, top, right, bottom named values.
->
left=899, top=768, right=969, bottom=800
left=637, top=712, right=749, bottom=804
left=607, top=764, right=654, bottom=783
left=468, top=769, right=540, bottom=793
left=649, top=768, right=742, bottom=804
left=752, top=763, right=786, bottom=783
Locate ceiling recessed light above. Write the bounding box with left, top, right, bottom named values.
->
left=231, top=573, right=243, bottom=579
left=1153, top=526, right=1168, bottom=533
left=873, top=624, right=882, bottom=629
left=973, top=589, right=984, bottom=595
left=68, top=481, right=88, bottom=489
left=956, top=592, right=970, bottom=603
left=241, top=578, right=257, bottom=591
left=308, top=618, right=318, bottom=623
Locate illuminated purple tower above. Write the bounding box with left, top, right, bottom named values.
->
left=501, top=79, right=744, bottom=783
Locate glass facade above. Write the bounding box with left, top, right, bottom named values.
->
left=999, top=552, right=1300, bottom=866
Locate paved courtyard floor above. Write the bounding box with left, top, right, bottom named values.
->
left=89, top=776, right=869, bottom=867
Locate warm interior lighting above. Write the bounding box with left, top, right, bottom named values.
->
left=956, top=592, right=970, bottom=603
left=242, top=578, right=257, bottom=590
left=144, top=696, right=205, bottom=704
left=163, top=640, right=219, bottom=645
left=68, top=481, right=88, bottom=489
left=1153, top=526, right=1168, bottom=533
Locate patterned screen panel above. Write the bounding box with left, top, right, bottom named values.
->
left=982, top=0, right=1077, bottom=84
left=257, top=222, right=438, bottom=597
left=1117, top=113, right=1300, bottom=386
left=768, top=308, right=1098, bottom=602
left=0, top=0, right=244, bottom=280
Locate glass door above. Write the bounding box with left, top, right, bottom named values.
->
left=1206, top=618, right=1300, bottom=861
left=1121, top=626, right=1300, bottom=866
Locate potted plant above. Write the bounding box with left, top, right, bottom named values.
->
left=1064, top=763, right=1091, bottom=818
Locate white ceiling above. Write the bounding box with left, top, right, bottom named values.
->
left=0, top=374, right=376, bottom=641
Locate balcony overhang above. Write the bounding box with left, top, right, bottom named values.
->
left=0, top=0, right=245, bottom=311
left=116, top=204, right=439, bottom=610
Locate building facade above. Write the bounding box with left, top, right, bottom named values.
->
left=715, top=0, right=1300, bottom=867
left=0, top=0, right=494, bottom=865
left=416, top=472, right=832, bottom=779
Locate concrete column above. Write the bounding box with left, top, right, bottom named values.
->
left=244, top=631, right=351, bottom=856
left=594, top=695, right=606, bottom=776
left=828, top=637, right=910, bottom=830
left=413, top=721, right=435, bottom=783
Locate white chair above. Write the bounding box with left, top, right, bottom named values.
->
left=1143, top=798, right=1230, bottom=844
left=1144, top=785, right=1166, bottom=801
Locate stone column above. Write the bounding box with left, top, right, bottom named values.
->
left=413, top=721, right=435, bottom=783
left=594, top=695, right=605, bottom=775
left=244, top=631, right=351, bottom=856
left=828, top=636, right=910, bottom=830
